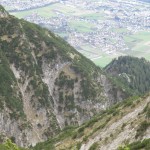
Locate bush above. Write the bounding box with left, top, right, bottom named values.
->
left=135, top=121, right=150, bottom=138
left=120, top=138, right=150, bottom=150
left=76, top=142, right=82, bottom=150
left=143, top=103, right=150, bottom=118
left=89, top=142, right=99, bottom=150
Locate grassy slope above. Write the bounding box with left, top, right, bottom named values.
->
left=29, top=94, right=150, bottom=150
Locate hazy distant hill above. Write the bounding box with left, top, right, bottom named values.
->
left=139, top=0, right=150, bottom=2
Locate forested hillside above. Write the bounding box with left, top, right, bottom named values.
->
left=105, top=56, right=150, bottom=95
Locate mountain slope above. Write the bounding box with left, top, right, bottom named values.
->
left=0, top=5, right=127, bottom=147
left=0, top=94, right=149, bottom=150
left=35, top=94, right=149, bottom=150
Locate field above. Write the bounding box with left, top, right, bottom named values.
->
left=93, top=52, right=126, bottom=67
left=124, top=31, right=150, bottom=60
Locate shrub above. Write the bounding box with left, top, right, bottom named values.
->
left=135, top=121, right=150, bottom=138
left=89, top=142, right=99, bottom=150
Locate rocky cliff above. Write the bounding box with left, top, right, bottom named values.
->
left=0, top=5, right=127, bottom=147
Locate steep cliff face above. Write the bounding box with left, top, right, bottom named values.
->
left=0, top=6, right=127, bottom=147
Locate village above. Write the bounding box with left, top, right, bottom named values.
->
left=0, top=0, right=58, bottom=11
left=1, top=0, right=150, bottom=61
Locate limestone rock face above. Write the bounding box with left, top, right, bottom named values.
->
left=0, top=5, right=127, bottom=147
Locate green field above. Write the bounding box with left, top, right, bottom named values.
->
left=124, top=31, right=150, bottom=61
left=93, top=56, right=112, bottom=67
left=93, top=52, right=126, bottom=67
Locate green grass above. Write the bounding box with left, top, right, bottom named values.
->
left=0, top=139, right=28, bottom=150
left=124, top=31, right=150, bottom=61
left=93, top=53, right=119, bottom=67
left=93, top=56, right=112, bottom=67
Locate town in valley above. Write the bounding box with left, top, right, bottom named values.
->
left=1, top=0, right=150, bottom=66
